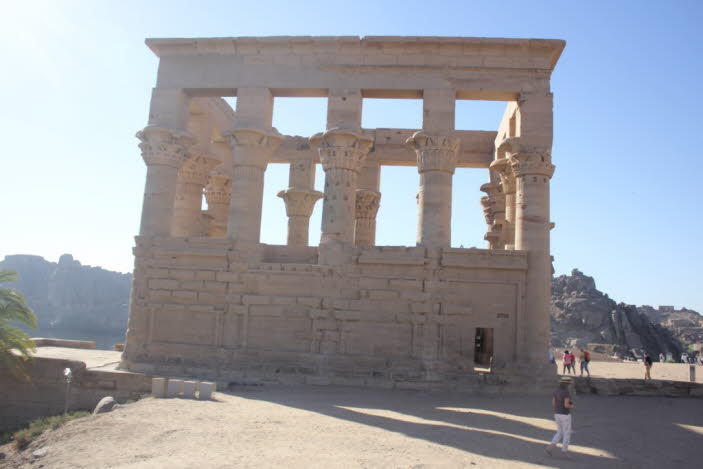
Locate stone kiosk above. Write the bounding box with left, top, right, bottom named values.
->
left=121, top=36, right=565, bottom=390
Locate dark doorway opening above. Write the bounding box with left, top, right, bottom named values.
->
left=474, top=327, right=494, bottom=370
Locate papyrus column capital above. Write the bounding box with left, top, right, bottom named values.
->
left=178, top=153, right=220, bottom=186
left=224, top=127, right=284, bottom=169
left=277, top=188, right=323, bottom=218
left=510, top=152, right=555, bottom=179
left=136, top=126, right=195, bottom=169
left=204, top=172, right=232, bottom=206
left=310, top=128, right=373, bottom=173
left=406, top=132, right=460, bottom=174
left=355, top=189, right=381, bottom=220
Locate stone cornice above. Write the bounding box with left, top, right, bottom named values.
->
left=310, top=128, right=373, bottom=173
left=407, top=132, right=460, bottom=174
left=146, top=36, right=565, bottom=71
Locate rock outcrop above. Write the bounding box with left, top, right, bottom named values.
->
left=0, top=254, right=131, bottom=335
left=638, top=305, right=703, bottom=350
left=551, top=269, right=684, bottom=358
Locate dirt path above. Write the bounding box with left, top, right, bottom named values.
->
left=2, top=384, right=702, bottom=469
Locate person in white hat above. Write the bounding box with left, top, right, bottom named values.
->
left=546, top=376, right=575, bottom=458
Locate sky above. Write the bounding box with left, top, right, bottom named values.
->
left=0, top=0, right=701, bottom=312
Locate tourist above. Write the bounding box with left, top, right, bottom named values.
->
left=569, top=351, right=577, bottom=375
left=579, top=348, right=591, bottom=377
left=659, top=353, right=665, bottom=363
left=562, top=350, right=572, bottom=374
left=546, top=376, right=575, bottom=458
left=549, top=348, right=555, bottom=364
left=644, top=353, right=653, bottom=379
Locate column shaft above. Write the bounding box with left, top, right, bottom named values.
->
left=512, top=152, right=555, bottom=365
left=172, top=182, right=204, bottom=236
left=407, top=132, right=459, bottom=248
left=228, top=165, right=266, bottom=242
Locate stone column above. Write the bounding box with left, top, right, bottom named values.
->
left=354, top=189, right=381, bottom=246
left=480, top=181, right=506, bottom=249
left=224, top=88, right=282, bottom=243
left=136, top=126, right=194, bottom=236
left=225, top=128, right=283, bottom=242
left=172, top=154, right=218, bottom=236
left=406, top=132, right=460, bottom=247
left=511, top=150, right=555, bottom=364
left=354, top=163, right=381, bottom=246
left=277, top=189, right=323, bottom=245
left=277, top=159, right=322, bottom=246
left=310, top=129, right=373, bottom=245
left=489, top=157, right=516, bottom=249
left=204, top=171, right=231, bottom=237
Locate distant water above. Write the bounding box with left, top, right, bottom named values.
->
left=30, top=327, right=125, bottom=351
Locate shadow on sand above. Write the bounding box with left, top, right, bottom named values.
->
left=223, top=384, right=703, bottom=468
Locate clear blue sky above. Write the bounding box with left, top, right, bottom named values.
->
left=1, top=0, right=701, bottom=312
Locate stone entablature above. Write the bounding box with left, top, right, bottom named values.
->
left=122, top=35, right=564, bottom=388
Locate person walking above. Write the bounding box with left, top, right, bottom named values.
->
left=569, top=351, right=577, bottom=375
left=562, top=350, right=572, bottom=374
left=644, top=353, right=653, bottom=379
left=547, top=376, right=575, bottom=458
left=659, top=353, right=665, bottom=363
left=579, top=348, right=591, bottom=377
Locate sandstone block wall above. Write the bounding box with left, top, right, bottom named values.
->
left=122, top=238, right=528, bottom=388
left=0, top=356, right=151, bottom=432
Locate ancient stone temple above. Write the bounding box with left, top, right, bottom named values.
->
left=121, top=36, right=565, bottom=390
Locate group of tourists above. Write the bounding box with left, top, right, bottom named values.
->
left=559, top=349, right=591, bottom=377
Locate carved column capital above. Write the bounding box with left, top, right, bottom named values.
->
left=489, top=157, right=516, bottom=194
left=204, top=172, right=232, bottom=206
left=277, top=188, right=323, bottom=218
left=224, top=127, right=284, bottom=169
left=136, top=126, right=195, bottom=168
left=406, top=132, right=460, bottom=174
left=355, top=189, right=381, bottom=220
left=510, top=153, right=555, bottom=178
left=178, top=153, right=220, bottom=186
left=309, top=128, right=373, bottom=172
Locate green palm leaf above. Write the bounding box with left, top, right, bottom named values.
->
left=0, top=269, right=38, bottom=379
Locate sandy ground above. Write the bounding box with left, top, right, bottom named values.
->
left=2, top=383, right=703, bottom=469
left=557, top=360, right=703, bottom=383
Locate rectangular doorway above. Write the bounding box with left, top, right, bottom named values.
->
left=474, top=327, right=494, bottom=369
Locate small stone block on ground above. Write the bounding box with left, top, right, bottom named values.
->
left=198, top=381, right=215, bottom=400
left=167, top=379, right=183, bottom=398
left=151, top=377, right=167, bottom=398
left=182, top=380, right=197, bottom=398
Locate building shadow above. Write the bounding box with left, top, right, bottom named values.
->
left=222, top=385, right=703, bottom=468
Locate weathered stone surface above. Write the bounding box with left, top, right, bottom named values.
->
left=93, top=396, right=117, bottom=414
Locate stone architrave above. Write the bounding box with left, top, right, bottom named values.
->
left=172, top=154, right=219, bottom=237
left=489, top=157, right=516, bottom=249
left=354, top=189, right=381, bottom=246
left=406, top=132, right=460, bottom=247
left=224, top=128, right=283, bottom=242
left=277, top=188, right=323, bottom=246
left=136, top=126, right=195, bottom=236
left=204, top=171, right=231, bottom=237
left=309, top=129, right=373, bottom=245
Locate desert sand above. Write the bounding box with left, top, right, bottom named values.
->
left=2, top=376, right=702, bottom=469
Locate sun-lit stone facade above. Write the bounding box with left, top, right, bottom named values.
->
left=121, top=36, right=565, bottom=390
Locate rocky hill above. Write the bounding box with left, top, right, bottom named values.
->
left=551, top=269, right=687, bottom=358
left=638, top=304, right=703, bottom=350
left=0, top=254, right=131, bottom=336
